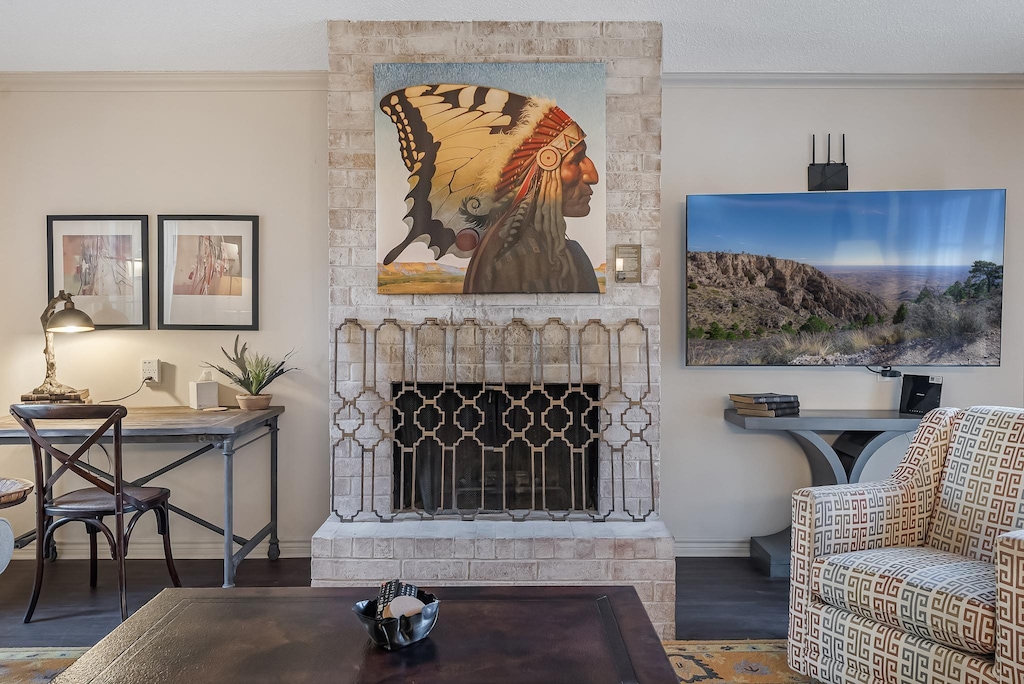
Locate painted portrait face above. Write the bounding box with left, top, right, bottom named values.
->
left=560, top=141, right=600, bottom=218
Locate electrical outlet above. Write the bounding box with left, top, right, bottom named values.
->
left=141, top=359, right=161, bottom=384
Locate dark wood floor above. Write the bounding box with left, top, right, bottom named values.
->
left=0, top=557, right=789, bottom=646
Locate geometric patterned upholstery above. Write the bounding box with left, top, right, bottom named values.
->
left=927, top=406, right=1024, bottom=563
left=811, top=546, right=996, bottom=653
left=789, top=407, right=1024, bottom=684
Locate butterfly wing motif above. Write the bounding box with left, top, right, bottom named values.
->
left=379, top=84, right=528, bottom=264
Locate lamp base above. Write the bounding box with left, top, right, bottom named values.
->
left=20, top=388, right=90, bottom=404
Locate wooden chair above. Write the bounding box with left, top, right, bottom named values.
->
left=9, top=403, right=181, bottom=622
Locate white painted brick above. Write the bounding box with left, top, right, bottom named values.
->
left=402, top=560, right=469, bottom=580
left=470, top=561, right=538, bottom=581
left=610, top=560, right=674, bottom=581
left=328, top=559, right=402, bottom=580
left=631, top=581, right=655, bottom=602
left=373, top=538, right=394, bottom=558
left=474, top=538, right=496, bottom=559
left=537, top=560, right=609, bottom=581
left=494, top=538, right=515, bottom=559
left=454, top=538, right=475, bottom=558
left=352, top=537, right=374, bottom=558
left=394, top=537, right=415, bottom=558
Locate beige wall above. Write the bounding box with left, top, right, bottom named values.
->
left=661, top=79, right=1024, bottom=555
left=0, top=73, right=329, bottom=559
left=3, top=73, right=1022, bottom=560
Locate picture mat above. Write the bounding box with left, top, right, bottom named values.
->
left=48, top=218, right=146, bottom=328
left=160, top=219, right=255, bottom=328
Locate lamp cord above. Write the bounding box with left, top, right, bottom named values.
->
left=865, top=365, right=901, bottom=378
left=99, top=379, right=147, bottom=403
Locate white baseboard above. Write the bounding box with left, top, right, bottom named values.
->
left=11, top=539, right=311, bottom=561
left=673, top=539, right=750, bottom=557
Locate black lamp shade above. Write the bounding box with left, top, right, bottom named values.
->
left=46, top=305, right=95, bottom=333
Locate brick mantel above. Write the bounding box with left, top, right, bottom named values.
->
left=316, top=20, right=672, bottom=638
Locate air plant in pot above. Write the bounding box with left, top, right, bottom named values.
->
left=205, top=336, right=298, bottom=410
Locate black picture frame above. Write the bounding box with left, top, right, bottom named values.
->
left=157, top=214, right=259, bottom=330
left=46, top=215, right=150, bottom=329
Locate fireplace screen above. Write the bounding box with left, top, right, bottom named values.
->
left=392, top=382, right=600, bottom=514
left=331, top=317, right=655, bottom=522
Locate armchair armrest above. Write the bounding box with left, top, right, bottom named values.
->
left=792, top=479, right=929, bottom=560
left=996, top=529, right=1024, bottom=683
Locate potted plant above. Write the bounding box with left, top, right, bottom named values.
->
left=204, top=336, right=297, bottom=410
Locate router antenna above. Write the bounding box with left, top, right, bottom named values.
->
left=827, top=134, right=831, bottom=164
left=842, top=134, right=846, bottom=163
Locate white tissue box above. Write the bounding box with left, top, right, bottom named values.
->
left=189, top=381, right=219, bottom=410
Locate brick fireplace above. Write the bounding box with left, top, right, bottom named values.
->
left=312, top=20, right=673, bottom=638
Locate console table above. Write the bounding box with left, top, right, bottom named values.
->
left=724, top=408, right=922, bottom=576
left=0, top=406, right=283, bottom=588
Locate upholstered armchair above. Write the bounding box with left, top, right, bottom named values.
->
left=789, top=406, right=1024, bottom=684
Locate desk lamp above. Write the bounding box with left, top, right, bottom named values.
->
left=21, top=290, right=95, bottom=403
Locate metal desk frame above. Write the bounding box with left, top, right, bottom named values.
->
left=0, top=405, right=283, bottom=588
left=725, top=408, right=922, bottom=576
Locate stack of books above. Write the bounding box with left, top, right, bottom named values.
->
left=19, top=388, right=91, bottom=404
left=729, top=392, right=800, bottom=417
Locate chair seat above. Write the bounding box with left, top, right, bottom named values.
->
left=47, top=486, right=171, bottom=514
left=811, top=546, right=996, bottom=654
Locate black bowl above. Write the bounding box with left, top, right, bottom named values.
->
left=352, top=590, right=439, bottom=650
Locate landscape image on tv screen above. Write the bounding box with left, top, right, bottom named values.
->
left=685, top=189, right=1005, bottom=366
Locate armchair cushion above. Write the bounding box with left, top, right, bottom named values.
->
left=812, top=546, right=996, bottom=654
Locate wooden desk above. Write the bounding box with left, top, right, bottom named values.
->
left=0, top=406, right=283, bottom=587
left=725, top=408, right=922, bottom=576
left=54, top=586, right=676, bottom=684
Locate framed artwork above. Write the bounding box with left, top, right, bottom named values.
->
left=47, top=215, right=149, bottom=329
left=157, top=215, right=259, bottom=330
left=374, top=62, right=607, bottom=295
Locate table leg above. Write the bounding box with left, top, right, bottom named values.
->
left=269, top=417, right=280, bottom=561
left=751, top=428, right=912, bottom=577
left=223, top=438, right=235, bottom=588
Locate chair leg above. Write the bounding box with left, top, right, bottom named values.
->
left=156, top=505, right=182, bottom=587
left=115, top=514, right=127, bottom=622
left=89, top=524, right=98, bottom=588
left=23, top=527, right=47, bottom=623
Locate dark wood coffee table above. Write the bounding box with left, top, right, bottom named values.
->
left=55, top=586, right=675, bottom=683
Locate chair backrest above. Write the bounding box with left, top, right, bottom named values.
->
left=926, top=405, right=1024, bottom=562
left=9, top=404, right=130, bottom=507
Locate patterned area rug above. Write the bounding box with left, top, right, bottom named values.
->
left=662, top=640, right=813, bottom=683
left=0, top=648, right=88, bottom=683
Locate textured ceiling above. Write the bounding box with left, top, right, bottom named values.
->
left=1, top=0, right=1022, bottom=74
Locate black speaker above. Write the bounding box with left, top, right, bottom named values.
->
left=900, top=375, right=943, bottom=415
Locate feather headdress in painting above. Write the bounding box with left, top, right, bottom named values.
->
left=379, top=84, right=586, bottom=265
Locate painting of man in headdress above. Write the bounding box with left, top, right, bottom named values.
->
left=375, top=63, right=606, bottom=294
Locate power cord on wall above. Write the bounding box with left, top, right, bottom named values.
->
left=865, top=365, right=902, bottom=378
left=98, top=379, right=149, bottom=404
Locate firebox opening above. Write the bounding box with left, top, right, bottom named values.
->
left=392, top=382, right=600, bottom=514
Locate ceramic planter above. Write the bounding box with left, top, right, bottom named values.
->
left=236, top=394, right=272, bottom=410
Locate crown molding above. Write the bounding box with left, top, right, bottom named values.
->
left=663, top=72, right=1024, bottom=89
left=0, top=71, right=328, bottom=93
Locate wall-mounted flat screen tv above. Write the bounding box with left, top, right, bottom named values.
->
left=685, top=189, right=1005, bottom=366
